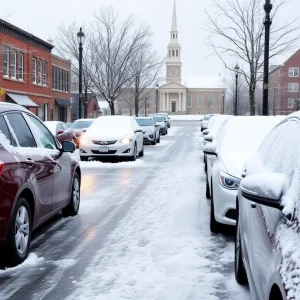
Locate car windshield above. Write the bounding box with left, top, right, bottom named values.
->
left=203, top=115, right=211, bottom=120
left=87, top=117, right=133, bottom=136
left=136, top=119, right=153, bottom=126
left=153, top=117, right=165, bottom=122
left=44, top=122, right=57, bottom=134
left=71, top=120, right=93, bottom=129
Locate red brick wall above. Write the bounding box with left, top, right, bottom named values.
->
left=87, top=96, right=100, bottom=118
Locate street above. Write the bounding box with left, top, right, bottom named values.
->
left=0, top=121, right=251, bottom=300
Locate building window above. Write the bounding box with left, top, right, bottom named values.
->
left=10, top=50, right=16, bottom=79
left=38, top=104, right=47, bottom=121
left=60, top=69, right=63, bottom=91
left=18, top=53, right=24, bottom=81
left=197, top=95, right=201, bottom=107
left=43, top=61, right=47, bottom=85
left=288, top=98, right=295, bottom=108
left=169, top=50, right=171, bottom=57
left=66, top=71, right=69, bottom=92
left=52, top=67, right=55, bottom=89
left=187, top=95, right=192, bottom=107
left=208, top=94, right=214, bottom=107
left=55, top=68, right=59, bottom=90
left=38, top=59, right=42, bottom=84
left=289, top=67, right=299, bottom=77
left=32, top=58, right=37, bottom=83
left=172, top=50, right=175, bottom=57
left=3, top=47, right=9, bottom=77
left=176, top=50, right=178, bottom=57
left=288, top=83, right=299, bottom=92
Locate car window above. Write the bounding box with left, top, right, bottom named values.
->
left=62, top=123, right=69, bottom=130
left=26, top=115, right=57, bottom=150
left=57, top=123, right=64, bottom=131
left=5, top=113, right=37, bottom=148
left=0, top=115, right=15, bottom=146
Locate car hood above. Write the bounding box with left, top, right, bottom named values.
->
left=140, top=126, right=155, bottom=133
left=220, top=152, right=251, bottom=179
left=156, top=122, right=165, bottom=126
left=86, top=131, right=133, bottom=141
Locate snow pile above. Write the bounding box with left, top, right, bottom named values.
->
left=80, top=159, right=145, bottom=169
left=0, top=253, right=44, bottom=276
left=170, top=115, right=203, bottom=121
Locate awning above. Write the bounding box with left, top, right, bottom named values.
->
left=7, top=93, right=38, bottom=108
left=56, top=99, right=71, bottom=107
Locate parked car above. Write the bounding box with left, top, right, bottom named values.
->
left=135, top=117, right=160, bottom=145
left=153, top=115, right=168, bottom=135
left=44, top=121, right=75, bottom=144
left=204, top=116, right=283, bottom=233
left=154, top=113, right=171, bottom=128
left=234, top=113, right=300, bottom=300
left=201, top=114, right=218, bottom=132
left=203, top=115, right=232, bottom=175
left=70, top=119, right=94, bottom=146
left=0, top=103, right=80, bottom=266
left=79, top=116, right=144, bottom=161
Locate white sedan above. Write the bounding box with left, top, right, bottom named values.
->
left=79, top=116, right=144, bottom=161
left=204, top=116, right=283, bottom=233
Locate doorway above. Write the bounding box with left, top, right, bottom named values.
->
left=172, top=101, right=176, bottom=113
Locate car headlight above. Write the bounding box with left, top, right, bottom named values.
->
left=79, top=135, right=92, bottom=145
left=120, top=137, right=133, bottom=144
left=219, top=170, right=240, bottom=190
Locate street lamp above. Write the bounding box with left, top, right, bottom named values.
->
left=222, top=91, right=225, bottom=114
left=156, top=84, right=159, bottom=113
left=234, top=64, right=239, bottom=116
left=77, top=27, right=85, bottom=119
left=263, top=0, right=273, bottom=116
left=145, top=96, right=147, bottom=116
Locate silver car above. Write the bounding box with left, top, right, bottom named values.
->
left=153, top=115, right=168, bottom=135
left=136, top=117, right=160, bottom=145
left=154, top=113, right=171, bottom=128
left=79, top=116, right=144, bottom=161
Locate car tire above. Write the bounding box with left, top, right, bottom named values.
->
left=157, top=135, right=160, bottom=143
left=130, top=144, right=137, bottom=161
left=139, top=145, right=144, bottom=157
left=80, top=156, right=89, bottom=162
left=62, top=173, right=80, bottom=217
left=206, top=175, right=211, bottom=199
left=151, top=139, right=157, bottom=145
left=210, top=182, right=222, bottom=233
left=166, top=130, right=168, bottom=135
left=5, top=197, right=32, bottom=266
left=235, top=208, right=248, bottom=285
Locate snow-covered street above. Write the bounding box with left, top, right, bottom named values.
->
left=0, top=121, right=251, bottom=300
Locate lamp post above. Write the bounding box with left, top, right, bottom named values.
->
left=222, top=91, right=225, bottom=114
left=263, top=0, right=273, bottom=116
left=145, top=96, right=147, bottom=116
left=234, top=64, right=239, bottom=116
left=77, top=27, right=85, bottom=119
left=156, top=84, right=159, bottom=113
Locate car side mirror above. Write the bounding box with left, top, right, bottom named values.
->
left=203, top=129, right=209, bottom=135
left=57, top=129, right=64, bottom=135
left=135, top=128, right=143, bottom=133
left=155, top=124, right=160, bottom=127
left=203, top=143, right=217, bottom=156
left=61, top=140, right=75, bottom=153
left=240, top=173, right=287, bottom=210
left=204, top=135, right=213, bottom=142
left=200, top=119, right=203, bottom=122
left=82, top=128, right=88, bottom=133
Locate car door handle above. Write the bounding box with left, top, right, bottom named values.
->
left=250, top=202, right=256, bottom=208
left=25, top=159, right=35, bottom=167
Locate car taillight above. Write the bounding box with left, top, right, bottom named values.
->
left=0, top=161, right=4, bottom=176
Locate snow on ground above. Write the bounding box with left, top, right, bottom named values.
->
left=170, top=115, right=203, bottom=121
left=67, top=130, right=250, bottom=300
left=79, top=159, right=145, bottom=169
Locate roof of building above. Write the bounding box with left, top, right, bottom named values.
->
left=0, top=18, right=54, bottom=52
left=269, top=49, right=300, bottom=74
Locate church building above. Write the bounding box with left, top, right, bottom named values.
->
left=158, top=0, right=226, bottom=115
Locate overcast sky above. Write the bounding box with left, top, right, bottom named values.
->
left=2, top=0, right=300, bottom=78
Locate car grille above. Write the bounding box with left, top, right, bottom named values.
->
left=91, top=150, right=117, bottom=155
left=92, top=140, right=117, bottom=145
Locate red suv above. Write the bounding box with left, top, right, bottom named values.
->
left=0, top=103, right=81, bottom=266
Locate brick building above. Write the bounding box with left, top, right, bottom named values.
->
left=269, top=49, right=300, bottom=115
left=0, top=19, right=71, bottom=121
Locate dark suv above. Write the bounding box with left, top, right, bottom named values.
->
left=0, top=103, right=81, bottom=266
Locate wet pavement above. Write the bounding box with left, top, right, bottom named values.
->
left=0, top=121, right=251, bottom=300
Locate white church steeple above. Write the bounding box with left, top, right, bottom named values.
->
left=166, top=0, right=182, bottom=84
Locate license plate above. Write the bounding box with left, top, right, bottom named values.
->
left=99, top=146, right=109, bottom=152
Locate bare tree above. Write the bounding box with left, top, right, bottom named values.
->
left=205, top=0, right=300, bottom=115
left=86, top=7, right=152, bottom=115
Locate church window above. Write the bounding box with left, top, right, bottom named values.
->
left=169, top=50, right=171, bottom=57
left=208, top=94, right=214, bottom=107
left=172, top=50, right=175, bottom=57
left=176, top=50, right=179, bottom=57
left=187, top=95, right=192, bottom=107
left=197, top=95, right=202, bottom=107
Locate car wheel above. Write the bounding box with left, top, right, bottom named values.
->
left=151, top=138, right=157, bottom=145
left=210, top=182, right=222, bottom=233
left=206, top=175, right=211, bottom=199
left=62, top=173, right=80, bottom=217
left=130, top=144, right=137, bottom=161
left=5, top=197, right=32, bottom=266
left=80, top=156, right=89, bottom=162
left=157, top=135, right=160, bottom=143
left=139, top=145, right=144, bottom=157
left=165, top=130, right=168, bottom=135
left=235, top=209, right=248, bottom=285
